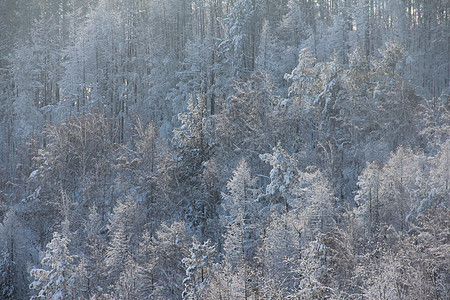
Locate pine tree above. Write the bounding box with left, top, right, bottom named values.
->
left=137, top=221, right=191, bottom=299
left=223, top=0, right=261, bottom=77
left=29, top=232, right=78, bottom=300
left=0, top=211, right=22, bottom=300
left=355, top=161, right=382, bottom=235
left=173, top=93, right=212, bottom=175
left=173, top=93, right=213, bottom=231
left=293, top=234, right=334, bottom=299
left=182, top=236, right=216, bottom=300
left=77, top=204, right=107, bottom=298
left=256, top=212, right=302, bottom=297
left=104, top=195, right=144, bottom=287
left=109, top=256, right=139, bottom=300
left=0, top=253, right=15, bottom=300
left=0, top=210, right=33, bottom=299
left=284, top=47, right=321, bottom=106
left=220, top=158, right=260, bottom=299
left=259, top=144, right=301, bottom=212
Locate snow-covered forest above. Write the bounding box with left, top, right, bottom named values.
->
left=0, top=0, right=448, bottom=299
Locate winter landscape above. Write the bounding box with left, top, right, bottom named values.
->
left=0, top=0, right=448, bottom=299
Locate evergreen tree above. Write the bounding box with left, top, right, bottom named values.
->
left=284, top=47, right=321, bottom=106
left=182, top=236, right=216, bottom=300
left=77, top=204, right=107, bottom=298
left=0, top=253, right=15, bottom=300
left=173, top=93, right=213, bottom=231
left=259, top=144, right=303, bottom=212
left=0, top=210, right=31, bottom=299
left=219, top=158, right=260, bottom=299
left=137, top=221, right=190, bottom=299
left=105, top=195, right=144, bottom=285
left=256, top=212, right=302, bottom=297
left=29, top=232, right=78, bottom=300
left=174, top=93, right=212, bottom=174
left=223, top=0, right=261, bottom=77
left=293, top=234, right=334, bottom=299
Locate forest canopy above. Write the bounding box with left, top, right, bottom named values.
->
left=0, top=0, right=448, bottom=299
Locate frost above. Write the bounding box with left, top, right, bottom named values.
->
left=53, top=290, right=63, bottom=300
left=29, top=232, right=77, bottom=299
left=29, top=169, right=39, bottom=179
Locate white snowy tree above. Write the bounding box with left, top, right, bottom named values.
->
left=25, top=112, right=116, bottom=248
left=173, top=93, right=212, bottom=176
left=297, top=167, right=337, bottom=238
left=0, top=210, right=31, bottom=299
left=107, top=255, right=139, bottom=300
left=284, top=47, right=321, bottom=106
left=419, top=94, right=450, bottom=146
left=29, top=232, right=78, bottom=300
left=260, top=144, right=336, bottom=232
left=137, top=220, right=191, bottom=299
left=219, top=158, right=260, bottom=299
left=363, top=255, right=409, bottom=300
left=255, top=21, right=290, bottom=86
left=356, top=147, right=430, bottom=233
left=354, top=161, right=382, bottom=234
left=77, top=204, right=107, bottom=298
left=292, top=234, right=335, bottom=299
left=259, top=144, right=301, bottom=212
left=223, top=0, right=260, bottom=77
left=105, top=195, right=144, bottom=285
left=182, top=236, right=216, bottom=300
left=222, top=158, right=260, bottom=263
left=256, top=211, right=302, bottom=297
left=173, top=93, right=214, bottom=231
